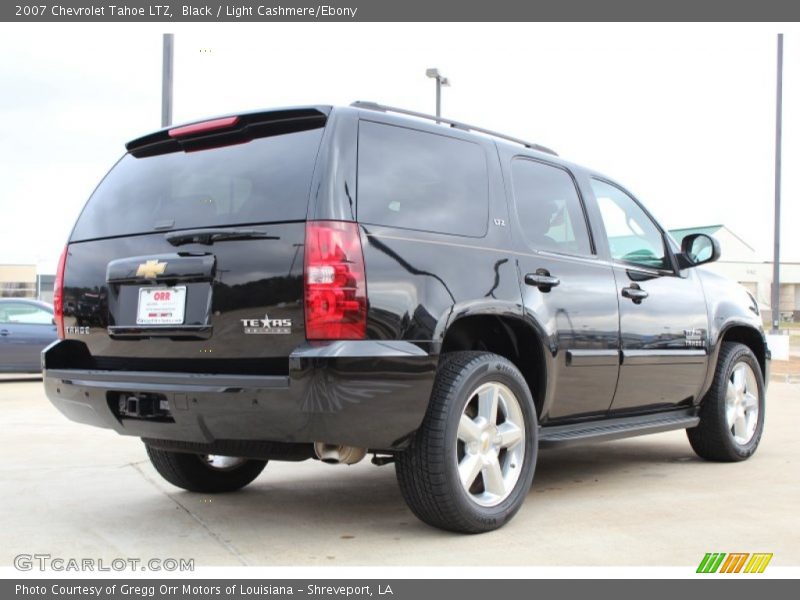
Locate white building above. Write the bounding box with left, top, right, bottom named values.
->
left=0, top=264, right=55, bottom=303
left=669, top=225, right=800, bottom=322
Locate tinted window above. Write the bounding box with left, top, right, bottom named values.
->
left=591, top=179, right=668, bottom=270
left=0, top=303, right=53, bottom=325
left=357, top=121, right=488, bottom=237
left=71, top=128, right=325, bottom=241
left=511, top=159, right=592, bottom=255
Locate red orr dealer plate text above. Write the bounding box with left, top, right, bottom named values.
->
left=136, top=286, right=187, bottom=325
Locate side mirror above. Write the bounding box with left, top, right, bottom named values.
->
left=678, top=233, right=720, bottom=269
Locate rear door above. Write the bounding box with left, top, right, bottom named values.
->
left=61, top=109, right=328, bottom=374
left=589, top=178, right=709, bottom=412
left=502, top=154, right=620, bottom=420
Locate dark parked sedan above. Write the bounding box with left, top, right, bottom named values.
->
left=0, top=299, right=57, bottom=373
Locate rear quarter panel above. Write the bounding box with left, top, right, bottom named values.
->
left=320, top=109, right=525, bottom=345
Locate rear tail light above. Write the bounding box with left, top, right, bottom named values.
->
left=304, top=221, right=367, bottom=340
left=53, top=246, right=68, bottom=339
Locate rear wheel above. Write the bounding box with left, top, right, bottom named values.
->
left=396, top=352, right=538, bottom=533
left=687, top=342, right=765, bottom=462
left=145, top=446, right=267, bottom=492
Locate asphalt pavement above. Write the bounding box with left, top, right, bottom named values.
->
left=1, top=379, right=797, bottom=567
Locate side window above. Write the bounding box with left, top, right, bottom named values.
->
left=0, top=303, right=53, bottom=325
left=590, top=179, right=668, bottom=270
left=511, top=158, right=592, bottom=255
left=357, top=121, right=489, bottom=237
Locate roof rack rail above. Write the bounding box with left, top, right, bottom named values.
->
left=351, top=100, right=558, bottom=156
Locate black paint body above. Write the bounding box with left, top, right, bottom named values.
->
left=43, top=105, right=770, bottom=451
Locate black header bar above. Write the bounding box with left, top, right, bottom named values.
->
left=3, top=0, right=800, bottom=22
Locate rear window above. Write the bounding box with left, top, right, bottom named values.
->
left=71, top=128, right=324, bottom=241
left=356, top=121, right=488, bottom=237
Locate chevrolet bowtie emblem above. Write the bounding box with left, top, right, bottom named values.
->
left=136, top=259, right=167, bottom=279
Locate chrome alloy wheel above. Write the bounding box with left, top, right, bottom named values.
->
left=203, top=455, right=247, bottom=470
left=726, top=362, right=760, bottom=445
left=456, top=381, right=526, bottom=507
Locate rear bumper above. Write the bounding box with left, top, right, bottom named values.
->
left=42, top=340, right=436, bottom=451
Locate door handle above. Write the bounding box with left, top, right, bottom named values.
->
left=621, top=284, right=648, bottom=304
left=0, top=329, right=9, bottom=337
left=525, top=270, right=560, bottom=292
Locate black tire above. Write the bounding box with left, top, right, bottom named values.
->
left=395, top=351, right=538, bottom=533
left=145, top=446, right=267, bottom=493
left=687, top=342, right=765, bottom=462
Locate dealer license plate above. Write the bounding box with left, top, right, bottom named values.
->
left=136, top=286, right=187, bottom=325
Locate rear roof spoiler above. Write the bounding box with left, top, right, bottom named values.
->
left=126, top=106, right=330, bottom=157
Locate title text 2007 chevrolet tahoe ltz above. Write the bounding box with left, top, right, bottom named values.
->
left=44, top=103, right=769, bottom=533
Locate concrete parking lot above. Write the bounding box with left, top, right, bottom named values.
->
left=1, top=379, right=798, bottom=567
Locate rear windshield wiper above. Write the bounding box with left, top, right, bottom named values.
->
left=165, top=228, right=280, bottom=246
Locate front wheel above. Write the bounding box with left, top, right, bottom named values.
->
left=395, top=352, right=538, bottom=533
left=687, top=342, right=765, bottom=462
left=145, top=446, right=267, bottom=492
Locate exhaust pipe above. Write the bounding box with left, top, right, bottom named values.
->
left=313, top=442, right=367, bottom=465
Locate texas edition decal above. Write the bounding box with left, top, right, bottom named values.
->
left=241, top=314, right=292, bottom=335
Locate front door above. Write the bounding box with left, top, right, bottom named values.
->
left=590, top=178, right=709, bottom=412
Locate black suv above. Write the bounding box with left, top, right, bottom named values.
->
left=44, top=103, right=769, bottom=533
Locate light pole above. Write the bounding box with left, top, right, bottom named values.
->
left=771, top=34, right=783, bottom=333
left=426, top=68, right=450, bottom=120
left=161, top=33, right=174, bottom=127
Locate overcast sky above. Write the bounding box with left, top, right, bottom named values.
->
left=1, top=22, right=798, bottom=272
